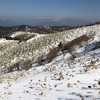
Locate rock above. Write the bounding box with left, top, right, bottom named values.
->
left=98, top=81, right=100, bottom=85
left=88, top=86, right=92, bottom=88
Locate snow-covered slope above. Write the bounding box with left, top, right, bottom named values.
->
left=0, top=47, right=100, bottom=100
left=0, top=24, right=100, bottom=67
left=0, top=24, right=100, bottom=100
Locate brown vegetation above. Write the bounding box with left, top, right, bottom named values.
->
left=57, top=34, right=91, bottom=59
left=62, top=34, right=90, bottom=51
left=46, top=47, right=59, bottom=61
left=21, top=59, right=32, bottom=70
left=4, top=62, right=19, bottom=72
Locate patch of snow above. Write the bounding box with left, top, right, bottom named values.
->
left=10, top=31, right=38, bottom=38
left=0, top=38, right=7, bottom=43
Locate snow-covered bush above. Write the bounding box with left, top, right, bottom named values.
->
left=0, top=24, right=100, bottom=72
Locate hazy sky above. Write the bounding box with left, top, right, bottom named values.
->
left=0, top=0, right=100, bottom=21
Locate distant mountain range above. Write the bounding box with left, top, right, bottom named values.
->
left=0, top=18, right=90, bottom=26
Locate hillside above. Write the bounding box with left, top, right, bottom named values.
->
left=0, top=24, right=100, bottom=69
left=0, top=25, right=73, bottom=38
left=0, top=24, right=100, bottom=100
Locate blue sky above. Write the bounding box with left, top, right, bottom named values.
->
left=0, top=0, right=100, bottom=21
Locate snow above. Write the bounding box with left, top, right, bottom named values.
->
left=0, top=38, right=7, bottom=43
left=0, top=24, right=100, bottom=100
left=0, top=47, right=100, bottom=100
left=27, top=34, right=45, bottom=42
left=10, top=31, right=38, bottom=38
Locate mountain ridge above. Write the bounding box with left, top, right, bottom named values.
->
left=0, top=18, right=90, bottom=26
left=0, top=24, right=100, bottom=100
left=0, top=24, right=100, bottom=69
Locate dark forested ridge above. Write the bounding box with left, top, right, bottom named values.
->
left=0, top=25, right=73, bottom=37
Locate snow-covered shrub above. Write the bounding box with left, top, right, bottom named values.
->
left=0, top=24, right=100, bottom=70
left=0, top=40, right=18, bottom=53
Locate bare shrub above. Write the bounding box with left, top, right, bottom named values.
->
left=57, top=34, right=90, bottom=53
left=46, top=47, right=59, bottom=61
left=21, top=59, right=32, bottom=70
left=6, top=62, right=19, bottom=72
left=2, top=59, right=32, bottom=73
left=63, top=34, right=90, bottom=51
left=35, top=55, right=46, bottom=65
left=57, top=34, right=91, bottom=59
